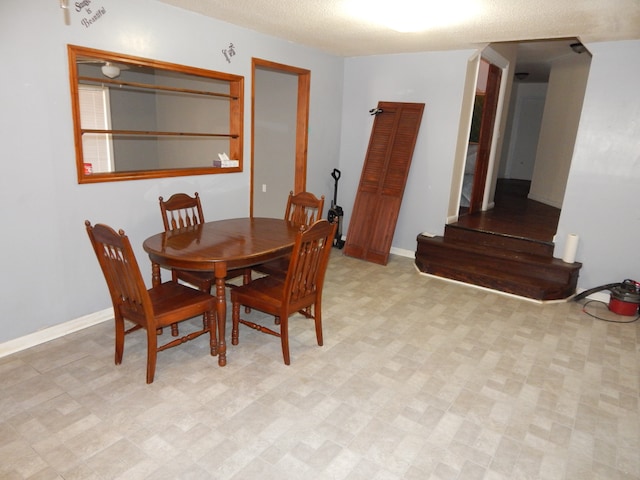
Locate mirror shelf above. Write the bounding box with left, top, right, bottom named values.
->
left=68, top=45, right=244, bottom=183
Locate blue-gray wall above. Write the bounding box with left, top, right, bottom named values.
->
left=1, top=0, right=639, bottom=345
left=0, top=0, right=343, bottom=343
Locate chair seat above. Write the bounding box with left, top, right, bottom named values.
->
left=251, top=256, right=290, bottom=278
left=232, top=276, right=317, bottom=313
left=231, top=276, right=286, bottom=312
left=147, top=281, right=216, bottom=327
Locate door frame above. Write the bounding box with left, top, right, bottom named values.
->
left=479, top=47, right=509, bottom=212
left=251, top=58, right=310, bottom=216
left=467, top=61, right=502, bottom=214
left=447, top=47, right=508, bottom=223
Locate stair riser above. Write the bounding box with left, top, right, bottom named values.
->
left=444, top=225, right=554, bottom=257
left=416, top=241, right=578, bottom=284
left=416, top=258, right=576, bottom=300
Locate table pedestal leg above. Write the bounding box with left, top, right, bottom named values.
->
left=215, top=264, right=227, bottom=366
left=151, top=262, right=161, bottom=287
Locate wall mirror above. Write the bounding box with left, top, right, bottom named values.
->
left=68, top=45, right=244, bottom=183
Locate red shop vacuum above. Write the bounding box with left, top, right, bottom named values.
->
left=608, top=280, right=640, bottom=315
left=574, top=278, right=640, bottom=316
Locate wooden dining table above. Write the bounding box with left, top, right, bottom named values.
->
left=142, top=217, right=300, bottom=366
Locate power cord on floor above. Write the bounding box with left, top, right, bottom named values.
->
left=581, top=299, right=640, bottom=324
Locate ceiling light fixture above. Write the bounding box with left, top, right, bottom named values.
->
left=101, top=62, right=121, bottom=79
left=343, top=0, right=481, bottom=33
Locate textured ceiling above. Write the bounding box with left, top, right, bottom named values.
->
left=156, top=0, right=640, bottom=57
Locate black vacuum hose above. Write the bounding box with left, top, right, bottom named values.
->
left=572, top=283, right=623, bottom=302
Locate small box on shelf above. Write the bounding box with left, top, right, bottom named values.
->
left=214, top=152, right=239, bottom=168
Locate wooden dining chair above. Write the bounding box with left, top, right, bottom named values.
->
left=85, top=221, right=216, bottom=384
left=159, top=192, right=249, bottom=292
left=252, top=191, right=325, bottom=279
left=285, top=190, right=325, bottom=226
left=231, top=219, right=337, bottom=365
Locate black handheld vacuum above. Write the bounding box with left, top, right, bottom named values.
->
left=327, top=168, right=345, bottom=249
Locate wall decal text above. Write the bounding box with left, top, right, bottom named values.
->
left=222, top=43, right=236, bottom=63
left=75, top=0, right=107, bottom=28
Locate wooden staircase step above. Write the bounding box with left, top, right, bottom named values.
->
left=444, top=224, right=554, bottom=257
left=417, top=259, right=576, bottom=300
left=417, top=236, right=578, bottom=284
left=415, top=234, right=581, bottom=300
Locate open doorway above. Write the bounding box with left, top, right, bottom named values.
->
left=419, top=38, right=591, bottom=298
left=453, top=38, right=592, bottom=242
left=251, top=58, right=310, bottom=217
left=499, top=39, right=591, bottom=213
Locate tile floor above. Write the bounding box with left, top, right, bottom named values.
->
left=1, top=253, right=639, bottom=479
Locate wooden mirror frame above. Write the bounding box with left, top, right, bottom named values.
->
left=68, top=45, right=244, bottom=183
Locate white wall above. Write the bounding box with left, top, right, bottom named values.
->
left=339, top=50, right=473, bottom=251
left=529, top=52, right=591, bottom=207
left=554, top=40, right=640, bottom=289
left=0, top=0, right=343, bottom=344
left=499, top=82, right=547, bottom=180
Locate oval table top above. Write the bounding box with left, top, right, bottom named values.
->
left=142, top=217, right=301, bottom=272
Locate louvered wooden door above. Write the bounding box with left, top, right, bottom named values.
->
left=344, top=101, right=425, bottom=265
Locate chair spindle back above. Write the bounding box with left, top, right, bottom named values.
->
left=85, top=221, right=152, bottom=321
left=284, top=219, right=336, bottom=306
left=159, top=192, right=205, bottom=231
left=285, top=191, right=325, bottom=227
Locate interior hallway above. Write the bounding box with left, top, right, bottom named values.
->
left=1, top=252, right=639, bottom=479
left=456, top=179, right=560, bottom=244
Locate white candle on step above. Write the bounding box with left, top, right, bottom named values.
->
left=562, top=233, right=579, bottom=263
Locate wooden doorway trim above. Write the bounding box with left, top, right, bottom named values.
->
left=468, top=62, right=502, bottom=214
left=251, top=58, right=310, bottom=216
